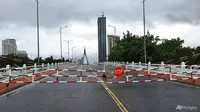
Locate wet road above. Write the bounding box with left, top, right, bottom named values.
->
left=0, top=64, right=200, bottom=112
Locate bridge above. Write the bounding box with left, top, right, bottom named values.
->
left=0, top=61, right=200, bottom=112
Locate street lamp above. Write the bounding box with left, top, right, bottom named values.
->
left=93, top=53, right=96, bottom=63
left=108, top=25, right=116, bottom=36
left=143, top=0, right=147, bottom=64
left=64, top=40, right=73, bottom=61
left=35, top=0, right=40, bottom=65
left=60, top=25, right=68, bottom=60
left=72, top=46, right=76, bottom=63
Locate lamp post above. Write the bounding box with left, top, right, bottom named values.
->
left=108, top=25, right=116, bottom=36
left=35, top=0, right=40, bottom=65
left=143, top=0, right=147, bottom=64
left=93, top=53, right=95, bottom=63
left=64, top=40, right=73, bottom=61
left=72, top=46, right=76, bottom=63
left=60, top=25, right=68, bottom=60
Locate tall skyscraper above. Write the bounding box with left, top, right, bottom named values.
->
left=97, top=14, right=107, bottom=62
left=107, top=34, right=120, bottom=55
left=2, top=39, right=17, bottom=55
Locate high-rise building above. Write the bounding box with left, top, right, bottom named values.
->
left=17, top=50, right=28, bottom=57
left=97, top=14, right=107, bottom=62
left=107, top=34, right=120, bottom=55
left=2, top=39, right=17, bottom=55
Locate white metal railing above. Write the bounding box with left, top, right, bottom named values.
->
left=0, top=62, right=67, bottom=81
left=106, top=61, right=200, bottom=78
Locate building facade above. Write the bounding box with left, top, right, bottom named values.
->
left=107, top=35, right=120, bottom=56
left=2, top=39, right=17, bottom=55
left=17, top=50, right=28, bottom=57
left=97, top=15, right=107, bottom=62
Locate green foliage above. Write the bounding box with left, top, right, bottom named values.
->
left=0, top=54, right=34, bottom=67
left=108, top=31, right=200, bottom=64
left=0, top=54, right=66, bottom=68
left=33, top=56, right=65, bottom=64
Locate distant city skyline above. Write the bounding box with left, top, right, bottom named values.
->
left=1, top=38, right=28, bottom=57
left=107, top=34, right=120, bottom=56
left=2, top=39, right=17, bottom=55
left=17, top=50, right=28, bottom=57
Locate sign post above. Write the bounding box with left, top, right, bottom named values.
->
left=114, top=66, right=124, bottom=78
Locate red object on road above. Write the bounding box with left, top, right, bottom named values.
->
left=56, top=66, right=59, bottom=71
left=114, top=66, right=124, bottom=77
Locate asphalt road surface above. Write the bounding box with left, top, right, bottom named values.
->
left=91, top=64, right=200, bottom=112
left=0, top=64, right=200, bottom=112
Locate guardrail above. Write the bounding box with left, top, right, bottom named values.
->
left=0, top=62, right=67, bottom=81
left=0, top=61, right=199, bottom=84
left=106, top=61, right=200, bottom=74
left=1, top=63, right=194, bottom=84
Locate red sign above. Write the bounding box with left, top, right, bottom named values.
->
left=114, top=66, right=124, bottom=77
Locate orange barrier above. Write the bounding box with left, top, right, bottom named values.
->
left=127, top=68, right=200, bottom=86
left=0, top=70, right=56, bottom=94
left=153, top=73, right=200, bottom=86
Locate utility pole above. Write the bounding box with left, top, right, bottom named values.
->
left=35, top=0, right=40, bottom=66
left=143, top=0, right=147, bottom=64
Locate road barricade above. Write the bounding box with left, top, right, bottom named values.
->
left=0, top=65, right=58, bottom=94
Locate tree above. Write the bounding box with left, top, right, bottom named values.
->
left=108, top=30, right=198, bottom=64
left=44, top=56, right=54, bottom=64
left=33, top=57, right=44, bottom=65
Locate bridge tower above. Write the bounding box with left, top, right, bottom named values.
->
left=82, top=47, right=89, bottom=65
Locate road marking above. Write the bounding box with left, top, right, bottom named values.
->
left=88, top=66, right=128, bottom=112
left=0, top=65, right=77, bottom=98
left=102, top=83, right=128, bottom=112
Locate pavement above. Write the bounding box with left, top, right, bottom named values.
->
left=0, top=64, right=200, bottom=112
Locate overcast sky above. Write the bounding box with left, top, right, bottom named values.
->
left=0, top=0, right=200, bottom=63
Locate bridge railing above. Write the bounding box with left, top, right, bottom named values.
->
left=0, top=62, right=67, bottom=82
left=106, top=61, right=200, bottom=80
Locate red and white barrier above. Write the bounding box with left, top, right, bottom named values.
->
left=0, top=79, right=165, bottom=84
left=65, top=69, right=106, bottom=73
left=1, top=62, right=198, bottom=85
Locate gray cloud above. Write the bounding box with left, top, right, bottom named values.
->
left=0, top=0, right=200, bottom=28
left=151, top=0, right=200, bottom=25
